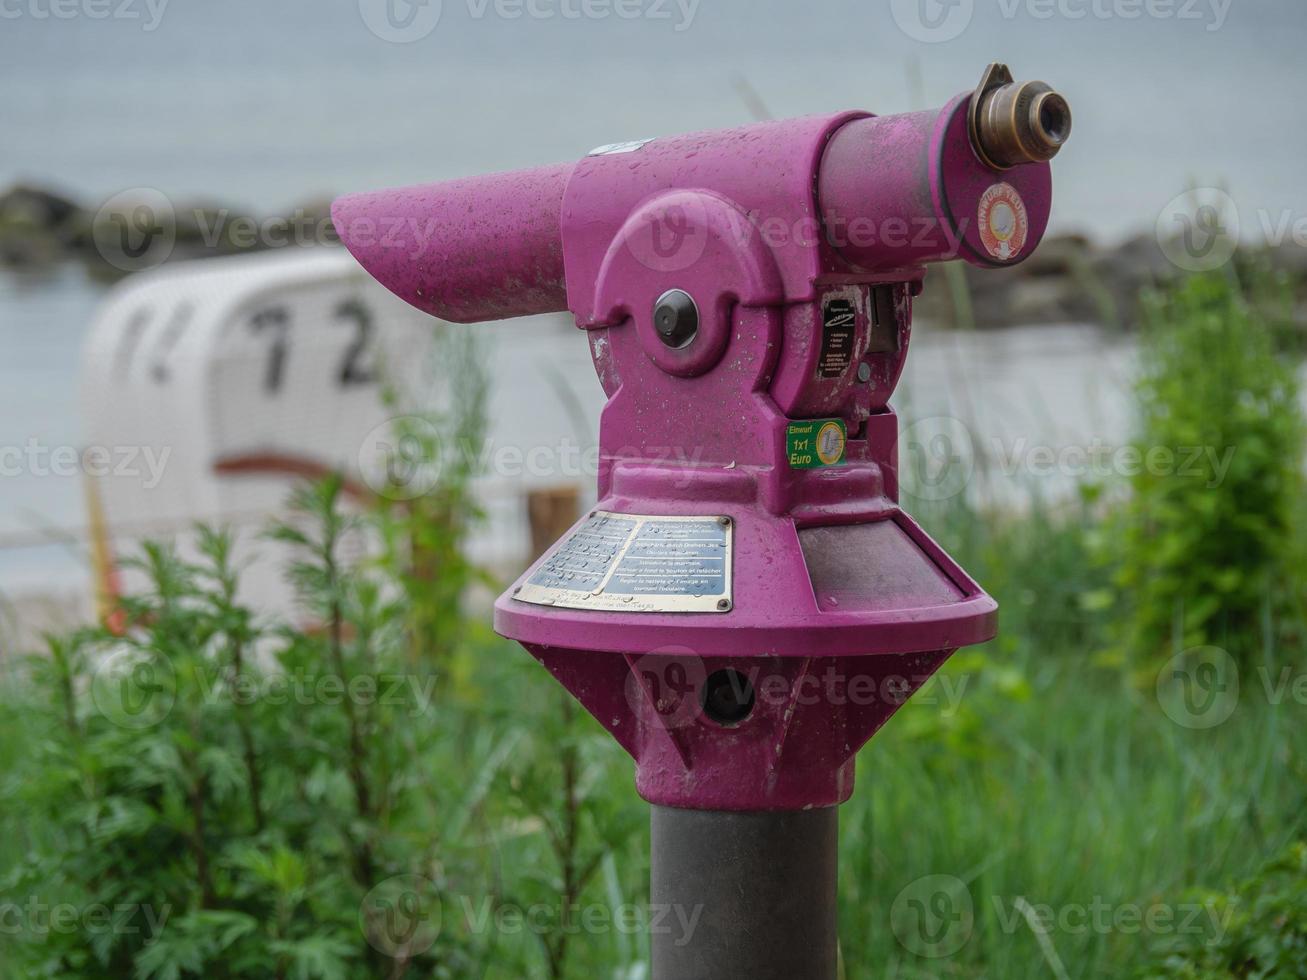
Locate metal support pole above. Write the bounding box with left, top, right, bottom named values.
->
left=650, top=805, right=839, bottom=980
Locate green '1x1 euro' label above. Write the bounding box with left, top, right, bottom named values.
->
left=786, top=419, right=847, bottom=469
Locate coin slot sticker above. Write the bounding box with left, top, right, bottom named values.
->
left=786, top=419, right=848, bottom=469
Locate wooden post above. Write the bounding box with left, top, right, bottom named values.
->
left=526, top=487, right=580, bottom=565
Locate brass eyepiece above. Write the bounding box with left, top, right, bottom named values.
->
left=968, top=63, right=1072, bottom=170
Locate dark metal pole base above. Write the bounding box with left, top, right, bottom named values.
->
left=650, top=805, right=839, bottom=980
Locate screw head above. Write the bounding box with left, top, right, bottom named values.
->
left=653, top=289, right=699, bottom=349
left=857, top=361, right=872, bottom=383
left=716, top=598, right=732, bottom=611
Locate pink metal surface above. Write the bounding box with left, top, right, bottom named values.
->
left=334, top=80, right=1062, bottom=811
left=331, top=162, right=571, bottom=322
left=817, top=96, right=1052, bottom=270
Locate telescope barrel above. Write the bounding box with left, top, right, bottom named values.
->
left=331, top=69, right=1067, bottom=322
left=817, top=85, right=1063, bottom=271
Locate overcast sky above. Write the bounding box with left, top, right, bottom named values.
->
left=2, top=0, right=1304, bottom=241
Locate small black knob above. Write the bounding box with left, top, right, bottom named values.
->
left=653, top=289, right=699, bottom=349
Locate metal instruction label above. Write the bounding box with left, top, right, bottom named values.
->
left=786, top=419, right=847, bottom=469
left=515, top=511, right=733, bottom=613
left=818, top=294, right=858, bottom=379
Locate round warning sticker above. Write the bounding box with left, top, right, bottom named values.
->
left=816, top=421, right=847, bottom=466
left=977, top=182, right=1029, bottom=261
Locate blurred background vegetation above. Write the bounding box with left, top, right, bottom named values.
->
left=1, top=267, right=1305, bottom=979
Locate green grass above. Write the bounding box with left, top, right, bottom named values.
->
left=0, top=672, right=30, bottom=875
left=839, top=631, right=1306, bottom=978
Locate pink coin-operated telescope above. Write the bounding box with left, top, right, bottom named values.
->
left=334, top=63, right=1071, bottom=980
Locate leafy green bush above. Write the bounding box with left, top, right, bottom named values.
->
left=0, top=468, right=642, bottom=978
left=0, top=484, right=479, bottom=979
left=1116, top=270, right=1305, bottom=663
left=1140, top=840, right=1307, bottom=979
